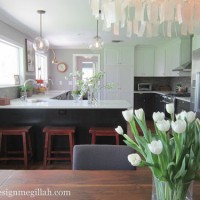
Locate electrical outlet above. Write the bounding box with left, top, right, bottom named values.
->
left=59, top=81, right=62, bottom=85
left=68, top=81, right=72, bottom=85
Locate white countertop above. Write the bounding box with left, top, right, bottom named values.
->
left=0, top=90, right=131, bottom=109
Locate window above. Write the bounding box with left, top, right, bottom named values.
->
left=0, top=39, right=20, bottom=85
left=35, top=53, right=48, bottom=81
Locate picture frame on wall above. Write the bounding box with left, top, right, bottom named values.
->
left=14, top=75, right=20, bottom=85
left=25, top=39, right=35, bottom=72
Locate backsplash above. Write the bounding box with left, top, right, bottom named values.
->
left=134, top=77, right=191, bottom=92
left=0, top=86, right=19, bottom=99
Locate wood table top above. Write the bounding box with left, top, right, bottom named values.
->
left=0, top=168, right=200, bottom=199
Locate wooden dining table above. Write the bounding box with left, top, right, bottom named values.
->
left=0, top=168, right=200, bottom=199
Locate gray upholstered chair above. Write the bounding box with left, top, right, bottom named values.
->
left=72, top=144, right=136, bottom=170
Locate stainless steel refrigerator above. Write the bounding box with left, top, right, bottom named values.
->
left=191, top=48, right=200, bottom=114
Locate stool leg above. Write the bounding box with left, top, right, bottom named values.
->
left=69, top=134, right=73, bottom=168
left=43, top=132, right=49, bottom=169
left=91, top=133, right=96, bottom=144
left=116, top=134, right=120, bottom=145
left=27, top=133, right=33, bottom=159
left=0, top=132, right=2, bottom=152
left=22, top=132, right=28, bottom=169
left=47, top=134, right=52, bottom=165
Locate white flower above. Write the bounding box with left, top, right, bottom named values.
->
left=156, top=120, right=170, bottom=132
left=122, top=109, right=133, bottom=122
left=148, top=140, right=163, bottom=155
left=186, top=111, right=196, bottom=123
left=166, top=103, right=174, bottom=114
left=171, top=120, right=186, bottom=134
left=127, top=153, right=141, bottom=166
left=152, top=111, right=165, bottom=122
left=115, top=126, right=124, bottom=135
left=179, top=111, right=187, bottom=120
left=135, top=108, right=144, bottom=120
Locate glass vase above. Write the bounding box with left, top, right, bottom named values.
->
left=87, top=89, right=98, bottom=105
left=152, top=176, right=193, bottom=200
left=71, top=93, right=82, bottom=103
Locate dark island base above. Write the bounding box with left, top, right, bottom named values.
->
left=0, top=109, right=127, bottom=161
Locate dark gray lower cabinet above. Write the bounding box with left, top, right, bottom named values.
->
left=134, top=93, right=155, bottom=120
left=175, top=99, right=190, bottom=114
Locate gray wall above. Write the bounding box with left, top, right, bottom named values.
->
left=49, top=49, right=103, bottom=90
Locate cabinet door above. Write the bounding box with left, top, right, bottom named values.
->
left=104, top=46, right=133, bottom=105
left=175, top=99, right=190, bottom=114
left=155, top=94, right=165, bottom=113
left=154, top=46, right=165, bottom=76
left=135, top=46, right=155, bottom=76
left=134, top=93, right=145, bottom=110
left=104, top=48, right=119, bottom=65
left=145, top=93, right=155, bottom=119
left=165, top=40, right=180, bottom=76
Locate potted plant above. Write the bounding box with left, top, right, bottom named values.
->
left=19, top=85, right=33, bottom=97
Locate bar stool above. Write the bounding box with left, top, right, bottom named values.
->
left=0, top=126, right=33, bottom=169
left=89, top=127, right=120, bottom=145
left=43, top=126, right=75, bottom=169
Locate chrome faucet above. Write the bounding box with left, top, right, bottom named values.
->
left=22, top=79, right=36, bottom=101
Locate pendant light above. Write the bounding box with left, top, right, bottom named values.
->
left=33, top=10, right=49, bottom=53
left=51, top=49, right=58, bottom=64
left=89, top=10, right=104, bottom=50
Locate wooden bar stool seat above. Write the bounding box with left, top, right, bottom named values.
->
left=0, top=126, right=33, bottom=169
left=89, top=127, right=119, bottom=145
left=43, top=126, right=75, bottom=169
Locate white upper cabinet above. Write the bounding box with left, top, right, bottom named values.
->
left=180, top=37, right=191, bottom=65
left=134, top=46, right=155, bottom=76
left=154, top=38, right=181, bottom=77
left=103, top=45, right=134, bottom=105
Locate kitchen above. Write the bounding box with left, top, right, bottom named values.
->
left=1, top=1, right=200, bottom=199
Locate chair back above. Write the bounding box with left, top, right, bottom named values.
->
left=73, top=144, right=135, bottom=170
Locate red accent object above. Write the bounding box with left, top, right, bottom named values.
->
left=89, top=127, right=120, bottom=145
left=0, top=126, right=33, bottom=169
left=36, top=79, right=44, bottom=84
left=43, top=126, right=76, bottom=169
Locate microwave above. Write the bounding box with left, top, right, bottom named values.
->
left=138, top=83, right=152, bottom=91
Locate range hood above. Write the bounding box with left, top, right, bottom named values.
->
left=172, top=61, right=191, bottom=72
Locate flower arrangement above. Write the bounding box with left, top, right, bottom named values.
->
left=66, top=70, right=114, bottom=103
left=115, top=103, right=200, bottom=200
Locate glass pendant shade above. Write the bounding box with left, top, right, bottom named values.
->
left=33, top=36, right=49, bottom=54
left=89, top=36, right=104, bottom=50
left=33, top=10, right=49, bottom=53
left=89, top=10, right=103, bottom=50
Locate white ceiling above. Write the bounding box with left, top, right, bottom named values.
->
left=0, top=0, right=174, bottom=49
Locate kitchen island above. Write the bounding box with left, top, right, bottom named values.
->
left=0, top=91, right=131, bottom=161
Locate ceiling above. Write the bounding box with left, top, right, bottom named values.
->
left=0, top=0, right=175, bottom=49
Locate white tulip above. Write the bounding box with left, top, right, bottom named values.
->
left=152, top=111, right=165, bottom=122
left=180, top=111, right=187, bottom=120
left=156, top=120, right=170, bottom=132
left=134, top=108, right=144, bottom=121
left=122, top=109, right=133, bottom=122
left=166, top=103, right=174, bottom=114
left=127, top=153, right=141, bottom=166
left=171, top=119, right=186, bottom=134
left=148, top=140, right=163, bottom=155
left=186, top=111, right=196, bottom=123
left=196, top=118, right=200, bottom=125
left=115, top=126, right=124, bottom=135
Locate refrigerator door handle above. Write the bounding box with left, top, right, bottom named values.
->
left=194, top=72, right=200, bottom=112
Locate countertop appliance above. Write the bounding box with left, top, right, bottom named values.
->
left=138, top=83, right=152, bottom=91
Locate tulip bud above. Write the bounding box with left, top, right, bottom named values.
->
left=122, top=109, right=133, bottom=122
left=115, top=126, right=124, bottom=135
left=148, top=140, right=163, bottom=155
left=153, top=111, right=165, bottom=122
left=135, top=108, right=144, bottom=121
left=186, top=111, right=196, bottom=123
left=127, top=153, right=141, bottom=166
left=166, top=103, right=174, bottom=114
left=171, top=119, right=186, bottom=134
left=156, top=120, right=170, bottom=132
